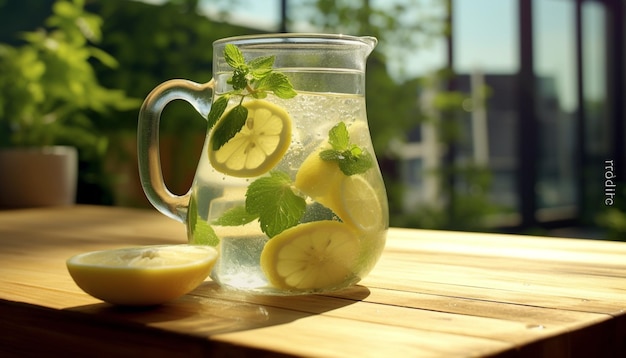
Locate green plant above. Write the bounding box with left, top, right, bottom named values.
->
left=0, top=0, right=138, bottom=150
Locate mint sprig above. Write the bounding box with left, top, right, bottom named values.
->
left=206, top=44, right=297, bottom=149
left=213, top=205, right=258, bottom=226
left=320, top=122, right=373, bottom=176
left=246, top=171, right=306, bottom=238
left=212, top=171, right=306, bottom=238
left=187, top=195, right=220, bottom=246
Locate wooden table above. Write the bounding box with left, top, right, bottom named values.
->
left=1, top=205, right=625, bottom=357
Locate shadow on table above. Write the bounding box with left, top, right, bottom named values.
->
left=66, top=282, right=370, bottom=336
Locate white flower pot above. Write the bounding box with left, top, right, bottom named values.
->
left=0, top=146, right=78, bottom=209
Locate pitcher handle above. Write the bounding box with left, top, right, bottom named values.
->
left=137, top=79, right=214, bottom=222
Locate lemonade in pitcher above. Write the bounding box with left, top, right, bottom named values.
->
left=138, top=34, right=388, bottom=295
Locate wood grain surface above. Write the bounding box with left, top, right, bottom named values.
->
left=1, top=206, right=624, bottom=357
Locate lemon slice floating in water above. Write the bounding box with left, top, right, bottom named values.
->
left=294, top=148, right=344, bottom=200
left=295, top=150, right=383, bottom=232
left=209, top=100, right=292, bottom=177
left=333, top=174, right=383, bottom=232
left=260, top=221, right=360, bottom=291
left=67, top=245, right=217, bottom=306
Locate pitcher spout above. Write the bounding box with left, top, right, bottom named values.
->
left=359, top=36, right=378, bottom=56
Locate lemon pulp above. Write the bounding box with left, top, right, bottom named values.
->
left=209, top=100, right=292, bottom=177
left=66, top=245, right=217, bottom=306
left=260, top=221, right=360, bottom=290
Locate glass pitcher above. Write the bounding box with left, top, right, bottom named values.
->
left=138, top=34, right=388, bottom=295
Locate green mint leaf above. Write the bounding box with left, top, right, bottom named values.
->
left=300, top=202, right=337, bottom=223
left=212, top=104, right=248, bottom=150
left=249, top=55, right=275, bottom=79
left=224, top=44, right=245, bottom=68
left=189, top=219, right=220, bottom=246
left=207, top=95, right=230, bottom=131
left=349, top=144, right=363, bottom=157
left=246, top=171, right=306, bottom=237
left=187, top=195, right=220, bottom=246
left=213, top=205, right=258, bottom=226
left=251, top=91, right=268, bottom=99
left=229, top=67, right=249, bottom=91
left=328, top=122, right=350, bottom=150
left=320, top=148, right=374, bottom=176
left=320, top=122, right=374, bottom=176
left=255, top=72, right=297, bottom=99
left=319, top=149, right=341, bottom=161
left=337, top=149, right=374, bottom=175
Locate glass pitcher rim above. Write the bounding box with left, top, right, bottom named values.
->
left=213, top=33, right=377, bottom=51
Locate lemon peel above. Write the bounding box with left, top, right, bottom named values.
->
left=67, top=245, right=217, bottom=306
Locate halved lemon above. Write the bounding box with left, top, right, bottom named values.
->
left=209, top=100, right=292, bottom=177
left=260, top=221, right=360, bottom=291
left=67, top=245, right=218, bottom=306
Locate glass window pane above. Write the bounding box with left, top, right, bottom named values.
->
left=533, top=0, right=577, bottom=213
left=582, top=1, right=609, bottom=217
left=583, top=1, right=608, bottom=157
left=453, top=0, right=519, bottom=215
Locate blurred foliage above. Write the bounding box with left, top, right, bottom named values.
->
left=85, top=0, right=261, bottom=204
left=299, top=0, right=444, bottom=78
left=0, top=0, right=501, bottom=230
left=0, top=0, right=140, bottom=204
left=0, top=0, right=138, bottom=148
left=88, top=0, right=258, bottom=133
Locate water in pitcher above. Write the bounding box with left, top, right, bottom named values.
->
left=188, top=87, right=388, bottom=294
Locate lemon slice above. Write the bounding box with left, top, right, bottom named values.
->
left=295, top=151, right=383, bottom=232
left=260, top=221, right=359, bottom=290
left=209, top=100, right=292, bottom=177
left=294, top=148, right=344, bottom=200
left=333, top=175, right=383, bottom=232
left=66, top=245, right=217, bottom=306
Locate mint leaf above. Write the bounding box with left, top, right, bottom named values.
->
left=224, top=44, right=245, bottom=68
left=229, top=67, right=249, bottom=91
left=187, top=195, right=220, bottom=246
left=337, top=148, right=374, bottom=175
left=246, top=171, right=306, bottom=237
left=255, top=72, right=297, bottom=99
left=319, top=149, right=341, bottom=161
left=320, top=122, right=374, bottom=176
left=214, top=205, right=258, bottom=226
left=189, top=219, right=220, bottom=246
left=212, top=104, right=248, bottom=150
left=328, top=122, right=350, bottom=150
left=207, top=95, right=230, bottom=131
left=250, top=91, right=268, bottom=100
left=301, top=202, right=337, bottom=223
left=249, top=55, right=275, bottom=79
